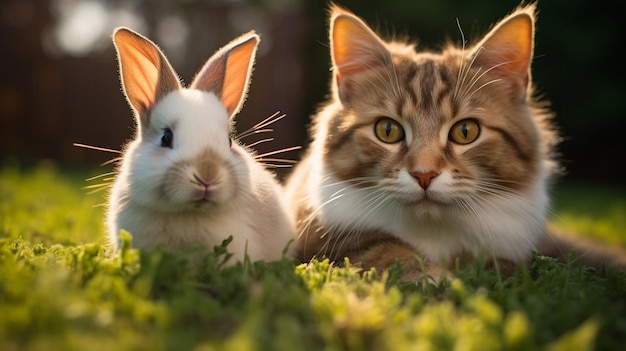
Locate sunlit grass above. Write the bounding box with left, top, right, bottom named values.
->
left=1, top=161, right=625, bottom=351
left=551, top=182, right=626, bottom=246
left=0, top=161, right=107, bottom=245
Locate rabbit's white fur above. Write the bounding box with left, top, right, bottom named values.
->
left=107, top=28, right=294, bottom=262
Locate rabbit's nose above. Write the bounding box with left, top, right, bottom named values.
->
left=192, top=153, right=222, bottom=183
left=192, top=174, right=211, bottom=188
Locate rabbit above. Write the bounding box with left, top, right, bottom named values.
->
left=106, top=27, right=295, bottom=262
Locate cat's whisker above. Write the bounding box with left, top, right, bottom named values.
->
left=304, top=176, right=385, bottom=228
left=455, top=46, right=483, bottom=103
left=324, top=187, right=391, bottom=258
left=298, top=192, right=348, bottom=240
left=320, top=226, right=343, bottom=259
left=460, top=59, right=516, bottom=102
left=365, top=38, right=405, bottom=103
left=458, top=68, right=487, bottom=102
left=367, top=50, right=404, bottom=101
left=350, top=56, right=403, bottom=102
left=473, top=186, right=546, bottom=234
left=457, top=48, right=518, bottom=104
left=327, top=229, right=349, bottom=260
left=387, top=57, right=405, bottom=104
left=454, top=197, right=501, bottom=251
left=322, top=185, right=375, bottom=210
left=480, top=185, right=532, bottom=201
left=460, top=193, right=537, bottom=256
left=467, top=79, right=502, bottom=101
left=326, top=182, right=381, bottom=200
left=297, top=182, right=382, bottom=244
left=318, top=176, right=380, bottom=190
left=457, top=178, right=545, bottom=248
left=474, top=187, right=530, bottom=212
left=466, top=198, right=504, bottom=255
left=474, top=179, right=524, bottom=191
left=453, top=18, right=468, bottom=102
left=476, top=177, right=528, bottom=186
left=474, top=181, right=535, bottom=205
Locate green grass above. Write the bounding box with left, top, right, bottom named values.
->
left=550, top=182, right=626, bottom=246
left=1, top=161, right=626, bottom=351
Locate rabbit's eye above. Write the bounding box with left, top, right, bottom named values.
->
left=160, top=128, right=173, bottom=148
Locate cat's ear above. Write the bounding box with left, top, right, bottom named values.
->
left=471, top=5, right=535, bottom=99
left=330, top=6, right=392, bottom=103
left=190, top=31, right=259, bottom=119
left=113, top=27, right=181, bottom=125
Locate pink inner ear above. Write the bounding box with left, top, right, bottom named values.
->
left=189, top=33, right=258, bottom=118
left=221, top=37, right=257, bottom=117
left=189, top=54, right=226, bottom=98
left=124, top=57, right=159, bottom=111
left=474, top=14, right=534, bottom=87
left=330, top=12, right=391, bottom=103
left=331, top=14, right=390, bottom=81
left=113, top=28, right=181, bottom=119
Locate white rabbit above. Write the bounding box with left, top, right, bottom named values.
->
left=107, top=27, right=295, bottom=262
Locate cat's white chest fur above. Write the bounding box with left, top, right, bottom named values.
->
left=316, top=169, right=549, bottom=264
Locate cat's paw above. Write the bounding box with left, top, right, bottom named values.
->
left=398, top=262, right=454, bottom=284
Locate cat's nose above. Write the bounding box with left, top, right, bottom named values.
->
left=410, top=170, right=440, bottom=190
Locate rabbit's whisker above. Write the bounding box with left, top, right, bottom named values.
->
left=255, top=146, right=301, bottom=159
left=246, top=138, right=274, bottom=148
left=73, top=143, right=121, bottom=154
left=86, top=172, right=116, bottom=181
left=101, top=157, right=123, bottom=166
left=251, top=111, right=285, bottom=131
left=256, top=158, right=298, bottom=164
left=237, top=128, right=273, bottom=140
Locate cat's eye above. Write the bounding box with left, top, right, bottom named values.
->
left=374, top=118, right=405, bottom=144
left=160, top=128, right=173, bottom=148
left=449, top=119, right=480, bottom=145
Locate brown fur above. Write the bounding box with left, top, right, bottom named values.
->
left=285, top=5, right=626, bottom=281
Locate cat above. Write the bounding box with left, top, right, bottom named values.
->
left=284, top=4, right=626, bottom=281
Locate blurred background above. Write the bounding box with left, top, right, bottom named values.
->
left=1, top=0, right=625, bottom=185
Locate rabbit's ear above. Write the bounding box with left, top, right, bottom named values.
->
left=113, top=27, right=181, bottom=124
left=190, top=31, right=259, bottom=119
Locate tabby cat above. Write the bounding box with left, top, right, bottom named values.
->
left=285, top=4, right=625, bottom=281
